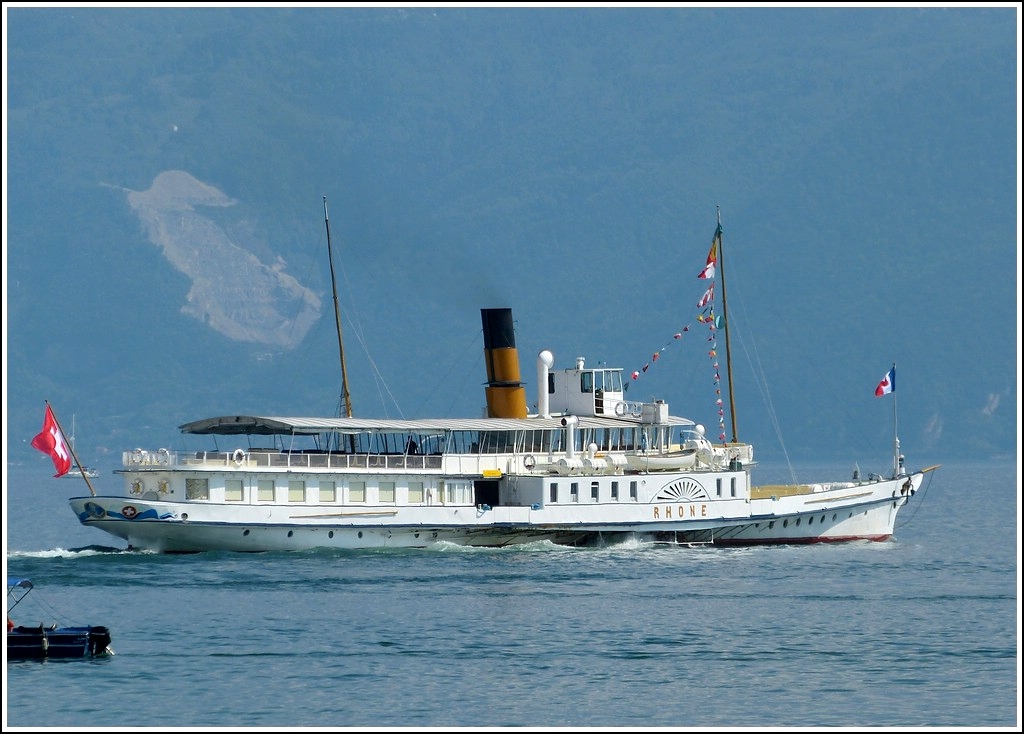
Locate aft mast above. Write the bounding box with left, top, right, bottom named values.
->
left=717, top=206, right=738, bottom=443
left=323, top=196, right=353, bottom=419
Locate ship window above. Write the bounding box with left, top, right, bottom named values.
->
left=320, top=481, right=336, bottom=503
left=288, top=480, right=306, bottom=503
left=349, top=480, right=366, bottom=503
left=185, top=477, right=209, bottom=500
left=408, top=481, right=424, bottom=503
left=581, top=372, right=593, bottom=393
left=548, top=372, right=555, bottom=394
left=570, top=482, right=579, bottom=502
left=591, top=482, right=599, bottom=501
left=257, top=479, right=275, bottom=502
left=225, top=479, right=243, bottom=502
left=549, top=482, right=558, bottom=503
left=730, top=477, right=736, bottom=497
left=609, top=370, right=623, bottom=392
left=379, top=481, right=395, bottom=503
left=716, top=478, right=722, bottom=497
left=629, top=481, right=638, bottom=500
left=611, top=481, right=619, bottom=500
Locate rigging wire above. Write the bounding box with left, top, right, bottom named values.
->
left=409, top=327, right=486, bottom=418
left=895, top=469, right=937, bottom=530
left=725, top=263, right=798, bottom=484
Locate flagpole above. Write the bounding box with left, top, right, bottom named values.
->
left=891, top=362, right=900, bottom=478
left=718, top=206, right=738, bottom=444
left=47, top=401, right=96, bottom=497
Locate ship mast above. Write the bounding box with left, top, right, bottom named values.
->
left=717, top=206, right=738, bottom=443
left=323, top=196, right=352, bottom=418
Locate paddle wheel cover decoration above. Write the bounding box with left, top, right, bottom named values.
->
left=654, top=478, right=710, bottom=502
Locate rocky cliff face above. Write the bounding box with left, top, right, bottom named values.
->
left=126, top=170, right=321, bottom=349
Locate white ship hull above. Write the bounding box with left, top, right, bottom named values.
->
left=69, top=464, right=925, bottom=553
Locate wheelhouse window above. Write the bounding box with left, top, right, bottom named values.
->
left=186, top=477, right=209, bottom=500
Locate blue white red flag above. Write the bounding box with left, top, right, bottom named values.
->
left=874, top=366, right=895, bottom=397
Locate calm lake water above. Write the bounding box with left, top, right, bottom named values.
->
left=3, top=460, right=1019, bottom=729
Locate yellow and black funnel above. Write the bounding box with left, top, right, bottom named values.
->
left=481, top=308, right=528, bottom=418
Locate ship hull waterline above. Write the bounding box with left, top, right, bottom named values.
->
left=69, top=472, right=919, bottom=553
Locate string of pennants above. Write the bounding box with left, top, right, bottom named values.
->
left=630, top=223, right=727, bottom=441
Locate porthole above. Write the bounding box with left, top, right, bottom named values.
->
left=358, top=531, right=363, bottom=538
left=796, top=518, right=801, bottom=526
left=783, top=519, right=789, bottom=528
left=808, top=516, right=814, bottom=525
left=287, top=530, right=293, bottom=538
left=328, top=531, right=334, bottom=539
left=768, top=521, right=775, bottom=529
left=243, top=529, right=249, bottom=536
left=832, top=514, right=837, bottom=521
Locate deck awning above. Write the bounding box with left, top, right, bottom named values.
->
left=179, top=413, right=695, bottom=436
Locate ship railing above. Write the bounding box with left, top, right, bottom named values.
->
left=126, top=448, right=515, bottom=477
left=126, top=448, right=450, bottom=471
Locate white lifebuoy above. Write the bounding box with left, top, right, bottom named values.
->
left=524, top=455, right=537, bottom=469
left=232, top=448, right=246, bottom=467
left=614, top=402, right=626, bottom=417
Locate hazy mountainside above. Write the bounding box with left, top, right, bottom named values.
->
left=4, top=7, right=1018, bottom=473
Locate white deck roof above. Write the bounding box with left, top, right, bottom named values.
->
left=179, top=413, right=695, bottom=436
